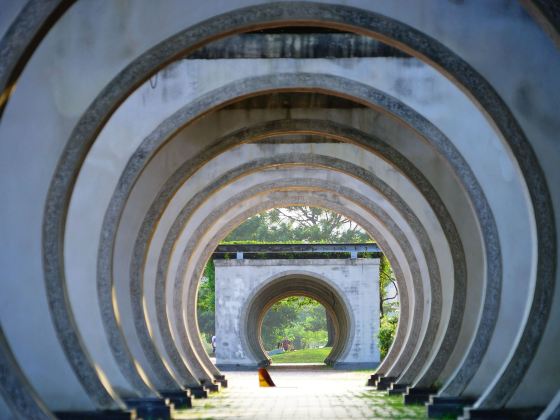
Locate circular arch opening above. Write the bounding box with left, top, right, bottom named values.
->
left=260, top=296, right=332, bottom=364
left=243, top=273, right=352, bottom=367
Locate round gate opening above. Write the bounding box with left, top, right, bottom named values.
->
left=261, top=296, right=331, bottom=364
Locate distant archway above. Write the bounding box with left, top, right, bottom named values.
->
left=215, top=261, right=380, bottom=370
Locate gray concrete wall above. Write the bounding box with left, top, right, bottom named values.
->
left=214, top=259, right=380, bottom=368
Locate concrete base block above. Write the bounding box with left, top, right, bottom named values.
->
left=366, top=373, right=381, bottom=386
left=215, top=378, right=228, bottom=388
left=427, top=396, right=475, bottom=418
left=404, top=387, right=436, bottom=405
left=124, top=397, right=172, bottom=420
left=388, top=383, right=409, bottom=395
left=375, top=376, right=396, bottom=391
left=203, top=382, right=220, bottom=393
left=160, top=391, right=192, bottom=409
left=55, top=410, right=136, bottom=419
left=462, top=407, right=543, bottom=419
left=187, top=386, right=208, bottom=399
left=214, top=374, right=228, bottom=388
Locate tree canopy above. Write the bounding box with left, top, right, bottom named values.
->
left=224, top=206, right=371, bottom=243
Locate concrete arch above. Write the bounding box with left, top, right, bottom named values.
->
left=0, top=0, right=72, bottom=119
left=126, top=155, right=416, bottom=384
left=0, top=1, right=556, bottom=417
left=163, top=168, right=429, bottom=374
left=217, top=189, right=410, bottom=371
left=49, top=46, right=501, bottom=418
left=110, top=113, right=455, bottom=398
left=94, top=66, right=506, bottom=404
left=41, top=19, right=542, bottom=413
left=140, top=158, right=429, bottom=385
left=93, top=71, right=491, bottom=400
left=38, top=15, right=508, bottom=410
left=241, top=272, right=354, bottom=368
left=64, top=62, right=524, bottom=414
left=121, top=115, right=474, bottom=394
left=0, top=327, right=54, bottom=419
left=132, top=145, right=456, bottom=388
left=175, top=186, right=412, bottom=368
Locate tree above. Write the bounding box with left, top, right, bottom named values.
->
left=197, top=260, right=215, bottom=339
left=379, top=255, right=398, bottom=318
left=224, top=206, right=371, bottom=243
left=378, top=314, right=398, bottom=360
left=377, top=254, right=399, bottom=359
left=261, top=297, right=328, bottom=350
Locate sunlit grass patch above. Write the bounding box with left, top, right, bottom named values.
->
left=356, top=390, right=428, bottom=419
left=270, top=346, right=331, bottom=363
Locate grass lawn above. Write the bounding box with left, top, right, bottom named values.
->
left=355, top=390, right=428, bottom=419
left=270, top=347, right=332, bottom=363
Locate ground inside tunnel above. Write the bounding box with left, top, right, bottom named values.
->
left=174, top=368, right=425, bottom=419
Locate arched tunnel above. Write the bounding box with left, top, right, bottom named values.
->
left=0, top=1, right=559, bottom=419
left=243, top=273, right=353, bottom=368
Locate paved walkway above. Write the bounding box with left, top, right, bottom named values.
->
left=174, top=368, right=426, bottom=419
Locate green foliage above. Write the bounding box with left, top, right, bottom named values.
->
left=199, top=332, right=214, bottom=356
left=270, top=347, right=332, bottom=363
left=379, top=255, right=392, bottom=298
left=224, top=207, right=371, bottom=243
left=378, top=314, right=399, bottom=360
left=261, top=297, right=328, bottom=351
left=197, top=260, right=215, bottom=336
left=356, top=390, right=426, bottom=419
left=379, top=254, right=400, bottom=319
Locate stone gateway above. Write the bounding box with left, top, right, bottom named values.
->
left=214, top=257, right=380, bottom=369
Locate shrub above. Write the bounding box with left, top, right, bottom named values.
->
left=378, top=314, right=398, bottom=359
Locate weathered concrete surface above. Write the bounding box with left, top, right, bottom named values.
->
left=173, top=186, right=414, bottom=376
left=150, top=148, right=440, bottom=380
left=0, top=1, right=558, bottom=417
left=120, top=108, right=477, bottom=392
left=87, top=52, right=524, bottom=404
left=215, top=259, right=380, bottom=369
left=168, top=173, right=425, bottom=377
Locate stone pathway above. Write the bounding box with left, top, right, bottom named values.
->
left=174, top=369, right=426, bottom=419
